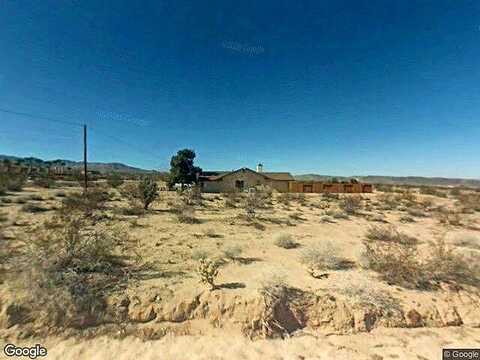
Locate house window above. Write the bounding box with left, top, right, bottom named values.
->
left=235, top=180, right=244, bottom=190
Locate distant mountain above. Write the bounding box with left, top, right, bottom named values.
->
left=0, top=154, right=156, bottom=174
left=295, top=174, right=480, bottom=188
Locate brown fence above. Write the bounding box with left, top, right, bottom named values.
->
left=289, top=181, right=373, bottom=193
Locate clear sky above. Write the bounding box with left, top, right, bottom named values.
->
left=0, top=0, right=479, bottom=177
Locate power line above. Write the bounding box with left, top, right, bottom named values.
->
left=0, top=108, right=84, bottom=127
left=0, top=106, right=163, bottom=168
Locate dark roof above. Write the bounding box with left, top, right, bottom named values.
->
left=199, top=168, right=294, bottom=182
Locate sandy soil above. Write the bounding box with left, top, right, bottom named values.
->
left=1, top=182, right=480, bottom=359
left=3, top=327, right=480, bottom=360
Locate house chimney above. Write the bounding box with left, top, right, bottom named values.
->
left=256, top=163, right=263, bottom=173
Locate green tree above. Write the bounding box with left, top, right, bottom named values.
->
left=168, top=149, right=202, bottom=189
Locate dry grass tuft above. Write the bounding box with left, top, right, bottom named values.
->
left=273, top=233, right=298, bottom=249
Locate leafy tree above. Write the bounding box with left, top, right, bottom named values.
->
left=168, top=149, right=202, bottom=189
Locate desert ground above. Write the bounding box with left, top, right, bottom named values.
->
left=1, top=180, right=479, bottom=359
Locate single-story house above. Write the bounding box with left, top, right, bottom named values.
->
left=199, top=167, right=294, bottom=193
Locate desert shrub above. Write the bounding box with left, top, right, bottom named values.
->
left=419, top=186, right=446, bottom=198
left=138, top=177, right=159, bottom=210
left=191, top=249, right=209, bottom=261
left=456, top=193, right=480, bottom=213
left=223, top=245, right=243, bottom=261
left=322, top=192, right=340, bottom=201
left=203, top=228, right=220, bottom=238
left=407, top=207, right=427, bottom=218
left=289, top=212, right=304, bottom=221
left=33, top=175, right=56, bottom=189
left=172, top=199, right=198, bottom=223
left=331, top=210, right=349, bottom=219
left=436, top=209, right=462, bottom=226
left=55, top=191, right=67, bottom=198
left=361, top=238, right=424, bottom=288
left=18, top=214, right=137, bottom=328
left=450, top=188, right=462, bottom=197
left=224, top=191, right=240, bottom=208
left=28, top=194, right=44, bottom=201
left=181, top=185, right=203, bottom=206
left=399, top=215, right=415, bottom=223
left=300, top=241, right=348, bottom=277
left=425, top=238, right=478, bottom=286
left=277, top=193, right=293, bottom=206
left=398, top=191, right=417, bottom=205
left=0, top=173, right=27, bottom=192
left=106, top=173, right=124, bottom=188
left=377, top=193, right=399, bottom=210
left=273, top=233, right=298, bottom=249
left=120, top=179, right=159, bottom=211
left=197, top=258, right=219, bottom=290
left=452, top=235, right=480, bottom=251
left=339, top=195, right=363, bottom=215
left=61, top=189, right=109, bottom=216
left=366, top=225, right=418, bottom=245
left=375, top=184, right=395, bottom=193
left=367, top=213, right=387, bottom=223
left=243, top=191, right=264, bottom=220
left=320, top=215, right=336, bottom=223
left=21, top=203, right=49, bottom=213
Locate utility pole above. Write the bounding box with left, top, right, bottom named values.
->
left=83, top=124, right=88, bottom=192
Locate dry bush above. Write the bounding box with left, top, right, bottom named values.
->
left=224, top=191, right=240, bottom=208
left=181, top=185, right=203, bottom=206
left=273, top=233, right=298, bottom=249
left=399, top=190, right=417, bottom=204
left=277, top=193, right=293, bottom=206
left=322, top=192, right=340, bottom=201
left=55, top=191, right=67, bottom=198
left=366, top=225, right=418, bottom=245
left=425, top=238, right=478, bottom=287
left=120, top=179, right=159, bottom=212
left=375, top=184, right=395, bottom=193
left=197, top=258, right=219, bottom=290
left=300, top=241, right=349, bottom=277
left=106, top=173, right=124, bottom=188
left=203, top=228, right=220, bottom=238
left=407, top=207, right=427, bottom=218
left=361, top=238, right=424, bottom=288
left=21, top=203, right=49, bottom=213
left=243, top=191, right=265, bottom=220
left=362, top=227, right=479, bottom=289
left=419, top=186, right=447, bottom=198
left=172, top=200, right=198, bottom=223
left=61, top=188, right=109, bottom=217
left=452, top=235, right=480, bottom=251
left=450, top=188, right=462, bottom=197
left=339, top=195, right=363, bottom=215
left=17, top=213, right=138, bottom=328
left=376, top=193, right=399, bottom=210
left=223, top=245, right=243, bottom=261
left=436, top=208, right=462, bottom=226
left=33, top=175, right=56, bottom=189
left=456, top=193, right=480, bottom=213
left=367, top=213, right=387, bottom=223
left=191, top=249, right=209, bottom=261
left=0, top=172, right=27, bottom=193
left=330, top=274, right=401, bottom=312
left=399, top=215, right=416, bottom=223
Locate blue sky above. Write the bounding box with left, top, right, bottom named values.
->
left=0, top=0, right=479, bottom=177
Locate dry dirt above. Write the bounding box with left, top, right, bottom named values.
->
left=1, top=183, right=479, bottom=359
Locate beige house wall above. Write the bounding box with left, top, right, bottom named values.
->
left=201, top=169, right=289, bottom=193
